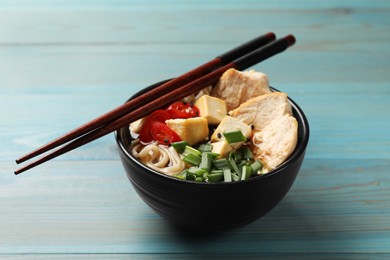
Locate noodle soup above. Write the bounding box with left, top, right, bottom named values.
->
left=128, top=68, right=298, bottom=183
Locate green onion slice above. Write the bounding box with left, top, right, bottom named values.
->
left=200, top=152, right=214, bottom=172
left=229, top=157, right=242, bottom=177
left=213, top=158, right=231, bottom=170
left=175, top=169, right=188, bottom=180
left=223, top=168, right=232, bottom=182
left=241, top=165, right=253, bottom=180
left=198, top=143, right=213, bottom=152
left=183, top=145, right=201, bottom=157
left=171, top=141, right=189, bottom=153
left=250, top=160, right=263, bottom=174
left=207, top=171, right=223, bottom=183
left=183, top=153, right=201, bottom=166
left=223, top=130, right=246, bottom=143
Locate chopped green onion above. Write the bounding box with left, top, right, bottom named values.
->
left=229, top=157, right=242, bottom=177
left=186, top=171, right=196, bottom=181
left=240, top=146, right=253, bottom=160
left=250, top=160, right=263, bottom=174
left=171, top=141, right=189, bottom=153
left=241, top=165, right=252, bottom=180
left=207, top=171, right=223, bottom=183
left=188, top=167, right=198, bottom=174
left=223, top=130, right=246, bottom=143
left=175, top=169, right=188, bottom=180
left=228, top=151, right=241, bottom=163
left=231, top=173, right=240, bottom=182
left=210, top=152, right=220, bottom=159
left=183, top=145, right=202, bottom=157
left=213, top=158, right=231, bottom=170
left=187, top=167, right=207, bottom=178
left=194, top=168, right=207, bottom=177
left=210, top=169, right=223, bottom=175
left=183, top=153, right=201, bottom=166
left=223, top=168, right=232, bottom=182
left=200, top=152, right=213, bottom=172
left=239, top=160, right=253, bottom=168
left=195, top=177, right=203, bottom=182
left=177, top=144, right=260, bottom=183
left=228, top=151, right=236, bottom=161
left=198, top=143, right=213, bottom=152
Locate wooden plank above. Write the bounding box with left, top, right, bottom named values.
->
left=2, top=253, right=390, bottom=260
left=0, top=0, right=390, bottom=9
left=1, top=159, right=389, bottom=254
left=2, top=81, right=389, bottom=161
left=1, top=0, right=390, bottom=258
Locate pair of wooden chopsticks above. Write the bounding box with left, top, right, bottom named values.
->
left=15, top=32, right=296, bottom=175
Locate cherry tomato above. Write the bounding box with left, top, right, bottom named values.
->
left=150, top=121, right=181, bottom=145
left=149, top=110, right=170, bottom=122
left=139, top=110, right=170, bottom=143
left=166, top=101, right=200, bottom=119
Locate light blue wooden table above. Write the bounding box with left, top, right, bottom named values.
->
left=1, top=0, right=389, bottom=259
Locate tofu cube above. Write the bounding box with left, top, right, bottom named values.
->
left=210, top=141, right=233, bottom=158
left=194, top=95, right=227, bottom=125
left=211, top=116, right=252, bottom=149
left=166, top=117, right=209, bottom=146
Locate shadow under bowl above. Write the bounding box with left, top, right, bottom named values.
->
left=115, top=80, right=310, bottom=230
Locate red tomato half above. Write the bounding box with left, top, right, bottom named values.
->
left=139, top=110, right=170, bottom=143
left=149, top=110, right=170, bottom=122
left=150, top=121, right=181, bottom=145
left=166, top=101, right=200, bottom=119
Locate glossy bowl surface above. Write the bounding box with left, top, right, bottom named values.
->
left=115, top=81, right=309, bottom=230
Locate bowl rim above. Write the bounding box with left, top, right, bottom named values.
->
left=115, top=80, right=310, bottom=186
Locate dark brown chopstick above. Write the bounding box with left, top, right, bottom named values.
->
left=14, top=34, right=295, bottom=175
left=15, top=32, right=276, bottom=165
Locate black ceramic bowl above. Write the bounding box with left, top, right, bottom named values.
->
left=116, top=81, right=309, bottom=230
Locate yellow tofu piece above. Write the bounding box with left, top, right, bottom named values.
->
left=166, top=117, right=209, bottom=146
left=194, top=95, right=227, bottom=125
left=211, top=116, right=252, bottom=149
left=210, top=141, right=233, bottom=158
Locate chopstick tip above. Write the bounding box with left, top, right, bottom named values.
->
left=265, top=32, right=276, bottom=40
left=14, top=163, right=31, bottom=175
left=284, top=34, right=296, bottom=46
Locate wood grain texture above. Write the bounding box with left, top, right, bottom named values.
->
left=1, top=0, right=389, bottom=258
